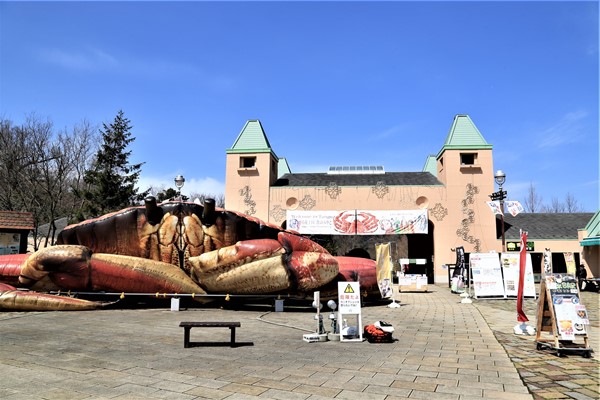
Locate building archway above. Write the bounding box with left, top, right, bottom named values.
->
left=345, top=248, right=372, bottom=259
left=406, top=220, right=435, bottom=283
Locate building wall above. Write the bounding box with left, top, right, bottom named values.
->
left=225, top=151, right=277, bottom=218
left=223, top=118, right=589, bottom=285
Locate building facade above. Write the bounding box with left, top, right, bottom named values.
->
left=225, top=115, right=596, bottom=284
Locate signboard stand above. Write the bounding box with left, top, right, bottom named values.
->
left=469, top=253, right=506, bottom=299
left=397, top=273, right=428, bottom=293
left=535, top=274, right=592, bottom=358
left=501, top=253, right=537, bottom=299
left=337, top=282, right=363, bottom=342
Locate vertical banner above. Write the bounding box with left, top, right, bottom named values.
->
left=375, top=243, right=393, bottom=299
left=564, top=252, right=576, bottom=276
left=542, top=248, right=553, bottom=277
left=451, top=246, right=466, bottom=292
left=517, top=230, right=529, bottom=323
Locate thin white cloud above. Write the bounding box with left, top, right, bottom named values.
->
left=368, top=123, right=411, bottom=141
left=39, top=46, right=119, bottom=71
left=537, top=110, right=589, bottom=149
left=36, top=45, right=235, bottom=90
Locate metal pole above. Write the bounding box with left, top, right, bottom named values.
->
left=499, top=184, right=506, bottom=252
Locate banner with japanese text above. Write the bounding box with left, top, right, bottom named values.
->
left=469, top=252, right=506, bottom=298
left=375, top=243, right=393, bottom=298
left=501, top=252, right=536, bottom=298
left=286, top=209, right=428, bottom=235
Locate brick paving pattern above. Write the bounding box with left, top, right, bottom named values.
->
left=0, top=286, right=596, bottom=399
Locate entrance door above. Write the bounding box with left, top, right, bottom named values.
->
left=406, top=221, right=434, bottom=283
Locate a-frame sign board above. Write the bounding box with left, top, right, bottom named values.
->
left=535, top=274, right=592, bottom=358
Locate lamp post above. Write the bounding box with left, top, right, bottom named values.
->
left=174, top=175, right=185, bottom=201
left=491, top=170, right=507, bottom=252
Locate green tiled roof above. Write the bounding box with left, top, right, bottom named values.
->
left=437, top=115, right=492, bottom=158
left=581, top=210, right=600, bottom=246
left=422, top=155, right=437, bottom=176
left=278, top=157, right=291, bottom=178
left=227, top=120, right=274, bottom=154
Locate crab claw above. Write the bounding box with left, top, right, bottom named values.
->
left=189, top=232, right=339, bottom=294
left=317, top=256, right=379, bottom=299
left=0, top=283, right=105, bottom=311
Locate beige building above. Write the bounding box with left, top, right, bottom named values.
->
left=225, top=115, right=597, bottom=284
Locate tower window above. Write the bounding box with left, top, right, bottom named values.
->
left=240, top=156, right=256, bottom=168
left=460, top=153, right=477, bottom=165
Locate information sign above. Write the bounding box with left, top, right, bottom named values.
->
left=501, top=253, right=536, bottom=298
left=469, top=253, right=506, bottom=298
left=337, top=281, right=363, bottom=342
left=545, top=274, right=588, bottom=338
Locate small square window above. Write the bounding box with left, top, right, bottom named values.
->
left=240, top=156, right=256, bottom=168
left=460, top=153, right=477, bottom=165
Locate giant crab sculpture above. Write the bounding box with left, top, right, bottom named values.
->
left=0, top=197, right=378, bottom=311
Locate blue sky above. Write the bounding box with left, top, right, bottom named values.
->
left=1, top=1, right=598, bottom=212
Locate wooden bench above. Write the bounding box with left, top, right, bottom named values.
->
left=179, top=321, right=241, bottom=348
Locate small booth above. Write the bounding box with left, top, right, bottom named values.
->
left=0, top=211, right=34, bottom=254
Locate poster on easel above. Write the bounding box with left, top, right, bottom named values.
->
left=535, top=274, right=592, bottom=356
left=501, top=253, right=536, bottom=298
left=469, top=253, right=506, bottom=298
left=545, top=274, right=588, bottom=338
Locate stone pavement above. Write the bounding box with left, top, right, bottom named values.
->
left=0, top=286, right=596, bottom=400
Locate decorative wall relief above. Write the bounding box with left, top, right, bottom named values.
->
left=325, top=182, right=342, bottom=199
left=430, top=203, right=448, bottom=221
left=269, top=204, right=286, bottom=222
left=239, top=185, right=256, bottom=216
left=371, top=181, right=389, bottom=199
left=299, top=195, right=316, bottom=210
left=456, top=183, right=481, bottom=252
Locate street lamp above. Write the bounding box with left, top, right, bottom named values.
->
left=174, top=175, right=185, bottom=201
left=491, top=170, right=507, bottom=252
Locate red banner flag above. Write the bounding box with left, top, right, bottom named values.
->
left=517, top=230, right=529, bottom=322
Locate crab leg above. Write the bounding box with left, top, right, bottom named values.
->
left=189, top=232, right=339, bottom=294
left=18, top=245, right=206, bottom=295
left=0, top=283, right=105, bottom=311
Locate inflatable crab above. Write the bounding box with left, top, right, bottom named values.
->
left=0, top=197, right=377, bottom=311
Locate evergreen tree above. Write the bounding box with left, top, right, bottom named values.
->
left=78, top=110, right=147, bottom=218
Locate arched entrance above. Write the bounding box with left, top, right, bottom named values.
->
left=406, top=220, right=435, bottom=283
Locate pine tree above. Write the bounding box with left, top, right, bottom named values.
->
left=78, top=110, right=147, bottom=218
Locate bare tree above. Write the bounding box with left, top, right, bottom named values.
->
left=544, top=197, right=566, bottom=213
left=523, top=182, right=543, bottom=212
left=0, top=115, right=98, bottom=249
left=564, top=193, right=582, bottom=212
left=189, top=192, right=225, bottom=208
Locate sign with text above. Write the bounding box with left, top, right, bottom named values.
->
left=287, top=209, right=428, bottom=235
left=337, top=281, right=363, bottom=342
left=469, top=253, right=506, bottom=298
left=501, top=253, right=536, bottom=298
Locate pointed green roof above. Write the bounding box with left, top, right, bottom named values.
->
left=278, top=157, right=291, bottom=178
left=422, top=155, right=437, bottom=176
left=436, top=115, right=492, bottom=158
left=227, top=120, right=275, bottom=154
left=581, top=210, right=600, bottom=246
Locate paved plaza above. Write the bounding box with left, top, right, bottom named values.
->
left=0, top=286, right=597, bottom=400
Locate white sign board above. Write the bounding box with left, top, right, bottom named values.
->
left=469, top=253, right=506, bottom=298
left=286, top=209, right=428, bottom=235
left=501, top=253, right=536, bottom=298
left=337, top=281, right=363, bottom=342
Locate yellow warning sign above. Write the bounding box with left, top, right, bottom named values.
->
left=344, top=284, right=355, bottom=293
